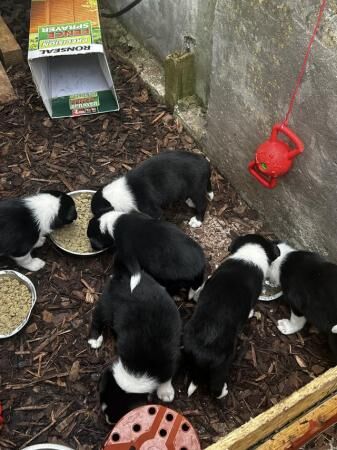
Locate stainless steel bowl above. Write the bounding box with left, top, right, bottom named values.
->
left=49, top=189, right=106, bottom=256
left=0, top=270, right=37, bottom=339
left=259, top=279, right=283, bottom=302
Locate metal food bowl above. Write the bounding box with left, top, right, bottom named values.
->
left=22, top=445, right=75, bottom=450
left=0, top=270, right=37, bottom=339
left=49, top=189, right=106, bottom=256
left=259, top=279, right=283, bottom=302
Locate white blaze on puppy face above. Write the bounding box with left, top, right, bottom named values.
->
left=99, top=210, right=124, bottom=237
left=102, top=177, right=138, bottom=213
left=267, top=242, right=295, bottom=286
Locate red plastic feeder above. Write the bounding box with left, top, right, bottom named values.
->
left=102, top=404, right=201, bottom=450
left=248, top=123, right=304, bottom=188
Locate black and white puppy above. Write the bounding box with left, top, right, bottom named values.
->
left=87, top=210, right=205, bottom=295
left=88, top=267, right=181, bottom=424
left=183, top=234, right=280, bottom=399
left=0, top=191, right=77, bottom=271
left=268, top=242, right=337, bottom=359
left=91, top=150, right=213, bottom=228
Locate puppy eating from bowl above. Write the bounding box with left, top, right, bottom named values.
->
left=91, top=150, right=213, bottom=228
left=268, top=242, right=337, bottom=360
left=87, top=210, right=205, bottom=296
left=0, top=191, right=77, bottom=271
left=183, top=234, right=280, bottom=399
left=88, top=264, right=181, bottom=424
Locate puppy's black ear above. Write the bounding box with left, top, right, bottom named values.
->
left=270, top=243, right=281, bottom=261
left=228, top=235, right=242, bottom=254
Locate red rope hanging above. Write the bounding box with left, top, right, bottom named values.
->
left=282, top=0, right=327, bottom=127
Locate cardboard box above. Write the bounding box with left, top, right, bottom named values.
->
left=28, top=0, right=119, bottom=118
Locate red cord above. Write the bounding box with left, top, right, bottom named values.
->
left=282, top=0, right=327, bottom=127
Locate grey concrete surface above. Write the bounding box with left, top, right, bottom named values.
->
left=206, top=0, right=337, bottom=256
left=104, top=0, right=337, bottom=258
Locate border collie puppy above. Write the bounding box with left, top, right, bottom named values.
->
left=0, top=191, right=77, bottom=271
left=268, top=242, right=337, bottom=359
left=88, top=267, right=181, bottom=424
left=183, top=234, right=280, bottom=399
left=87, top=211, right=205, bottom=295
left=91, top=150, right=213, bottom=228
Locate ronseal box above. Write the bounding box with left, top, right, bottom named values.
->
left=28, top=0, right=119, bottom=118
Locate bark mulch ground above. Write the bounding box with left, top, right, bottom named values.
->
left=0, top=2, right=334, bottom=449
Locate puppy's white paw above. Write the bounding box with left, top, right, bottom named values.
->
left=130, top=273, right=141, bottom=292
left=277, top=319, right=298, bottom=335
left=185, top=198, right=195, bottom=208
left=332, top=325, right=337, bottom=334
left=217, top=382, right=228, bottom=399
left=34, top=236, right=46, bottom=248
left=248, top=309, right=254, bottom=319
left=28, top=258, right=46, bottom=271
left=88, top=335, right=103, bottom=349
left=157, top=381, right=174, bottom=402
left=187, top=381, right=198, bottom=397
left=207, top=191, right=214, bottom=201
left=189, top=216, right=202, bottom=228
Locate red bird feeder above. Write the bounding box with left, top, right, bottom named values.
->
left=102, top=404, right=201, bottom=450
left=248, top=123, right=304, bottom=188
left=248, top=0, right=327, bottom=188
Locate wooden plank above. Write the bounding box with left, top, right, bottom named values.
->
left=256, top=393, right=337, bottom=450
left=205, top=366, right=337, bottom=450
left=0, top=16, right=23, bottom=67
left=0, top=62, right=16, bottom=104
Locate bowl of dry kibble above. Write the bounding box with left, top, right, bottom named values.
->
left=50, top=190, right=106, bottom=256
left=0, top=270, right=37, bottom=339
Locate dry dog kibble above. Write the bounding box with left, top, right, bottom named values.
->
left=51, top=192, right=94, bottom=253
left=0, top=276, right=32, bottom=335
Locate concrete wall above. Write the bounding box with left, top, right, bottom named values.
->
left=206, top=0, right=337, bottom=256
left=107, top=0, right=337, bottom=257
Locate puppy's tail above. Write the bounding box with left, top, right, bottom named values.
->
left=113, top=252, right=142, bottom=292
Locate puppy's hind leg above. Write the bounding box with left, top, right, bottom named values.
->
left=188, top=193, right=208, bottom=228
left=209, top=358, right=232, bottom=399
left=207, top=176, right=214, bottom=201
left=88, top=303, right=105, bottom=349
left=33, top=235, right=46, bottom=249
left=13, top=252, right=45, bottom=271
left=157, top=379, right=175, bottom=402
left=277, top=309, right=306, bottom=335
